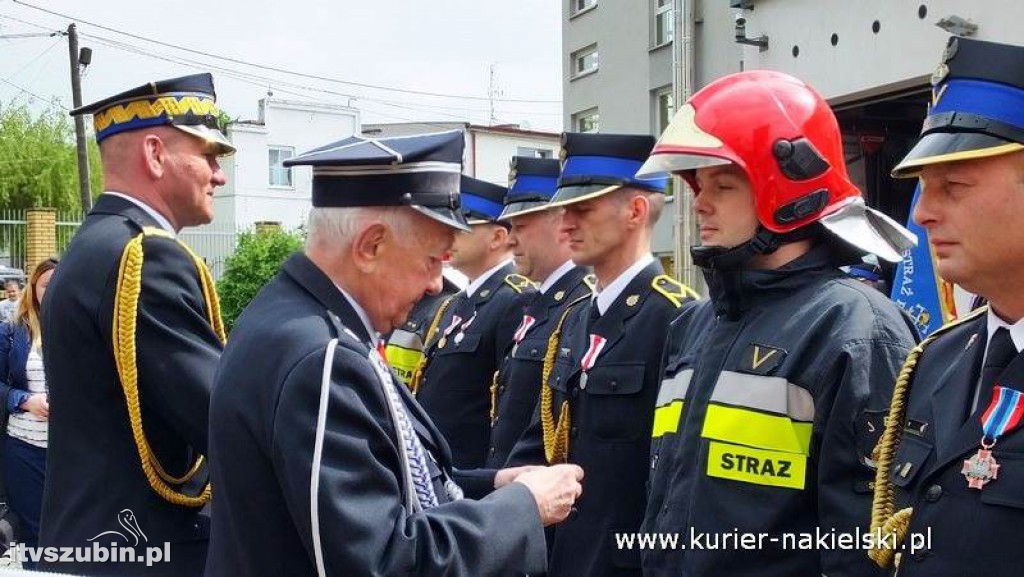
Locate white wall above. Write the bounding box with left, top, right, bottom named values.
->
left=215, top=99, right=360, bottom=230
left=470, top=130, right=560, bottom=185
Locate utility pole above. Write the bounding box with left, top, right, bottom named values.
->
left=487, top=64, right=503, bottom=126
left=68, top=23, right=92, bottom=211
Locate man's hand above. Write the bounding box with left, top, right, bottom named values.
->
left=494, top=465, right=545, bottom=489
left=20, top=393, right=48, bottom=419
left=514, top=464, right=584, bottom=526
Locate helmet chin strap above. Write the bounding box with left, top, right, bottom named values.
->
left=691, top=225, right=819, bottom=270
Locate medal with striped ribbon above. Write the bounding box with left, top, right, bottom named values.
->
left=578, top=334, right=607, bottom=390
left=962, top=385, right=1024, bottom=489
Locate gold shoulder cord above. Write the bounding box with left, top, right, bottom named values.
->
left=651, top=274, right=700, bottom=308
left=113, top=227, right=226, bottom=507
left=540, top=294, right=591, bottom=464
left=868, top=305, right=988, bottom=568
left=408, top=294, right=458, bottom=396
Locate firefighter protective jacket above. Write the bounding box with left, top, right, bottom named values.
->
left=642, top=244, right=917, bottom=577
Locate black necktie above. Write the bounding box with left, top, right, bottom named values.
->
left=586, top=302, right=601, bottom=332
left=973, top=327, right=1018, bottom=416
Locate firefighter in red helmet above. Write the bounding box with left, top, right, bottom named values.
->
left=637, top=70, right=919, bottom=576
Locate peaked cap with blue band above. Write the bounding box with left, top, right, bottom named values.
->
left=498, top=156, right=561, bottom=220
left=549, top=133, right=668, bottom=207
left=893, top=37, right=1024, bottom=178
left=284, top=130, right=469, bottom=232
left=459, top=176, right=509, bottom=225
left=70, top=73, right=235, bottom=156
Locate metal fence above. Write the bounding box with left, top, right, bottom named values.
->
left=0, top=209, right=240, bottom=280
left=0, top=210, right=25, bottom=272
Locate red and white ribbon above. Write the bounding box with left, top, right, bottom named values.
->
left=513, top=315, right=537, bottom=343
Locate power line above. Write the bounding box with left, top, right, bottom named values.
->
left=81, top=32, right=562, bottom=121
left=12, top=0, right=562, bottom=104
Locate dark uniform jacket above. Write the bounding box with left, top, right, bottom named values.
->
left=642, top=245, right=917, bottom=577
left=384, top=276, right=460, bottom=387
left=486, top=265, right=591, bottom=469
left=890, top=309, right=1024, bottom=577
left=510, top=259, right=690, bottom=577
left=206, top=253, right=546, bottom=577
left=417, top=262, right=533, bottom=469
left=40, top=194, right=222, bottom=576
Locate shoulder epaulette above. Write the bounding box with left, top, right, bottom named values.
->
left=651, top=274, right=700, bottom=308
left=583, top=273, right=598, bottom=294
left=927, top=304, right=988, bottom=342
left=504, top=273, right=536, bottom=294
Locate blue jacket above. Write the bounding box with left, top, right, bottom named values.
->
left=0, top=321, right=34, bottom=414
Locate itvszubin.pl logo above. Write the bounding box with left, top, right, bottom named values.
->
left=6, top=509, right=171, bottom=566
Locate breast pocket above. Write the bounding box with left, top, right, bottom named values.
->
left=434, top=333, right=481, bottom=358
left=889, top=435, right=933, bottom=488
left=581, top=363, right=648, bottom=441
left=980, top=451, right=1024, bottom=508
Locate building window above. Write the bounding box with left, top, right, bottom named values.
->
left=571, top=0, right=596, bottom=16
left=269, top=146, right=294, bottom=187
left=517, top=146, right=554, bottom=159
left=571, top=44, right=599, bottom=78
left=655, top=0, right=674, bottom=46
left=573, top=108, right=600, bottom=134
left=655, top=87, right=675, bottom=134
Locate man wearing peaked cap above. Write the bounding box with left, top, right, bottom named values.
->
left=39, top=73, right=233, bottom=576
left=206, top=130, right=583, bottom=577
left=484, top=157, right=593, bottom=470
left=412, top=174, right=537, bottom=474
left=869, top=37, right=1024, bottom=577
left=508, top=133, right=698, bottom=577
left=636, top=70, right=917, bottom=577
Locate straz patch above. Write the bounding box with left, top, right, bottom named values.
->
left=740, top=344, right=787, bottom=376
left=706, top=441, right=806, bottom=490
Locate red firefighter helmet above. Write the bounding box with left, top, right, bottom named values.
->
left=638, top=70, right=914, bottom=262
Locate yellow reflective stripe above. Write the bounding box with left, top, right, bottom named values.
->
left=701, top=404, right=812, bottom=455
left=384, top=344, right=422, bottom=387
left=652, top=400, right=685, bottom=438
left=706, top=441, right=807, bottom=490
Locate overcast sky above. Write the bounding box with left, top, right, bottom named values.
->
left=0, top=0, right=564, bottom=132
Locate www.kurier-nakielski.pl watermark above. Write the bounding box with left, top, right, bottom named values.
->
left=615, top=527, right=933, bottom=554
left=5, top=508, right=171, bottom=566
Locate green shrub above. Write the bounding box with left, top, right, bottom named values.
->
left=217, top=227, right=304, bottom=332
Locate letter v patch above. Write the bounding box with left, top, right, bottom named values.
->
left=742, top=343, right=787, bottom=376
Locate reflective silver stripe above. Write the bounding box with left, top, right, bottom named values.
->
left=709, top=370, right=815, bottom=422
left=387, top=328, right=423, bottom=352
left=656, top=368, right=693, bottom=406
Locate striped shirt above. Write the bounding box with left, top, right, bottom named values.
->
left=8, top=347, right=47, bottom=448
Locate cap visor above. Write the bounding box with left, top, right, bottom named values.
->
left=409, top=205, right=470, bottom=232
left=548, top=184, right=621, bottom=208
left=176, top=124, right=236, bottom=156
left=819, top=199, right=917, bottom=263
left=498, top=200, right=555, bottom=221
left=636, top=151, right=731, bottom=178
left=892, top=132, right=1024, bottom=178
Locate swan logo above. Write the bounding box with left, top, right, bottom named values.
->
left=88, top=509, right=148, bottom=546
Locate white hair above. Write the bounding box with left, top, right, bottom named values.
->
left=305, top=206, right=417, bottom=251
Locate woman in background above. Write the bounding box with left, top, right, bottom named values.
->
left=1, top=257, right=57, bottom=557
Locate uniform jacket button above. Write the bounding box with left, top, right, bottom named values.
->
left=925, top=484, right=942, bottom=502
left=570, top=426, right=578, bottom=438
left=610, top=380, right=618, bottom=390
left=530, top=348, right=539, bottom=356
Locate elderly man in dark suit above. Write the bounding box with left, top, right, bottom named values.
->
left=206, top=130, right=583, bottom=577
left=39, top=73, right=234, bottom=576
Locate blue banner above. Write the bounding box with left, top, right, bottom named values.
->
left=890, top=184, right=954, bottom=337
